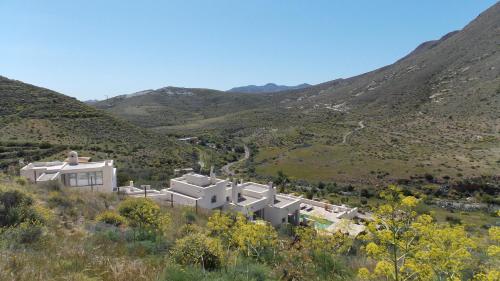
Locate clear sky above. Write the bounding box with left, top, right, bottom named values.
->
left=0, top=0, right=497, bottom=100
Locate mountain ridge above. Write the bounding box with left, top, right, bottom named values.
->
left=227, top=83, right=311, bottom=93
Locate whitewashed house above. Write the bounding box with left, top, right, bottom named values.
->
left=228, top=181, right=301, bottom=226
left=20, top=151, right=117, bottom=192
left=166, top=169, right=229, bottom=209
left=164, top=170, right=301, bottom=226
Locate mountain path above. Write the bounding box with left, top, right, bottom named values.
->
left=221, top=144, right=250, bottom=176
left=342, top=121, right=365, bottom=144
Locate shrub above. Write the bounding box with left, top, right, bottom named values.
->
left=13, top=221, right=43, bottom=244
left=445, top=215, right=462, bottom=225
left=96, top=210, right=126, bottom=226
left=15, top=177, right=27, bottom=186
left=0, top=189, right=44, bottom=227
left=40, top=180, right=62, bottom=191
left=47, top=191, right=73, bottom=209
left=118, top=198, right=161, bottom=228
left=171, top=233, right=225, bottom=271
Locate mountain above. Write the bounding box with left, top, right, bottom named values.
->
left=93, top=86, right=278, bottom=130
left=228, top=83, right=311, bottom=93
left=0, top=76, right=199, bottom=186
left=95, top=3, right=499, bottom=186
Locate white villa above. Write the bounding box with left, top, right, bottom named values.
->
left=20, top=151, right=117, bottom=192
left=163, top=169, right=301, bottom=226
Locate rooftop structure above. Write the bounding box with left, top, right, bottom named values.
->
left=228, top=181, right=301, bottom=226
left=20, top=151, right=117, bottom=192
left=165, top=168, right=229, bottom=209
left=164, top=170, right=301, bottom=226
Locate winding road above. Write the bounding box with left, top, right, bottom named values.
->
left=342, top=121, right=365, bottom=144
left=221, top=144, right=250, bottom=176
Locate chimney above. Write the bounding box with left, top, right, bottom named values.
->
left=129, top=180, right=134, bottom=187
left=268, top=182, right=276, bottom=203
left=68, top=151, right=78, bottom=165
left=231, top=180, right=238, bottom=203
left=210, top=166, right=216, bottom=184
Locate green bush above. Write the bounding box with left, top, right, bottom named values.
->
left=40, top=180, right=63, bottom=191
left=4, top=221, right=44, bottom=244
left=0, top=189, right=43, bottom=227
left=96, top=210, right=126, bottom=226
left=118, top=198, right=161, bottom=228
left=171, top=233, right=225, bottom=271
left=47, top=192, right=73, bottom=209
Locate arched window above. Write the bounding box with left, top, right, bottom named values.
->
left=211, top=195, right=217, bottom=203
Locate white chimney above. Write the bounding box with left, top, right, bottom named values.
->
left=231, top=180, right=238, bottom=203
left=129, top=180, right=134, bottom=187
left=268, top=182, right=276, bottom=203
left=68, top=151, right=78, bottom=165
left=210, top=166, right=216, bottom=184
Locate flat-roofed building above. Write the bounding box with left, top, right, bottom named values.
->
left=166, top=170, right=301, bottom=227
left=165, top=168, right=229, bottom=209
left=228, top=181, right=301, bottom=226
left=20, top=151, right=116, bottom=192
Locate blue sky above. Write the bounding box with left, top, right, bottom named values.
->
left=0, top=0, right=496, bottom=100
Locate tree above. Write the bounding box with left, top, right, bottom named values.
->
left=231, top=214, right=278, bottom=260
left=359, top=185, right=422, bottom=281
left=474, top=226, right=500, bottom=281
left=117, top=198, right=170, bottom=238
left=294, top=226, right=352, bottom=280
left=207, top=210, right=233, bottom=243
left=359, top=185, right=478, bottom=281
left=409, top=215, right=476, bottom=281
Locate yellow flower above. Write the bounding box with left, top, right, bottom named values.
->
left=357, top=268, right=371, bottom=280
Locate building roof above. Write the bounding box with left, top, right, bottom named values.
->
left=36, top=172, right=60, bottom=182
left=273, top=194, right=301, bottom=208
left=234, top=194, right=264, bottom=206
left=61, top=161, right=108, bottom=171
left=23, top=159, right=112, bottom=172
left=172, top=173, right=226, bottom=188
left=241, top=183, right=268, bottom=193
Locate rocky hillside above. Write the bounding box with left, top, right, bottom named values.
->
left=0, top=76, right=198, bottom=186
left=93, top=87, right=278, bottom=130
left=90, top=3, right=500, bottom=185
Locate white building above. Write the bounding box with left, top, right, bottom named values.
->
left=166, top=169, right=229, bottom=209
left=164, top=170, right=301, bottom=226
left=20, top=151, right=117, bottom=192
left=228, top=181, right=301, bottom=226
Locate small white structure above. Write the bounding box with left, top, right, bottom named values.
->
left=164, top=170, right=301, bottom=227
left=20, top=151, right=117, bottom=192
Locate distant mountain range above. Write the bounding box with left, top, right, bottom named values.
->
left=2, top=2, right=499, bottom=186
left=90, top=3, right=500, bottom=184
left=228, top=83, right=311, bottom=93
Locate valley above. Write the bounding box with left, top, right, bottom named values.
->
left=89, top=3, right=500, bottom=189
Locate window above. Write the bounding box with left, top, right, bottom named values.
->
left=68, top=173, right=77, bottom=186
left=77, top=173, right=89, bottom=186
left=226, top=196, right=230, bottom=202
left=66, top=171, right=104, bottom=187
left=89, top=171, right=103, bottom=185
left=282, top=217, right=286, bottom=223
left=211, top=195, right=217, bottom=203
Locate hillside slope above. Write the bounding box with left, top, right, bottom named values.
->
left=95, top=3, right=499, bottom=185
left=245, top=3, right=500, bottom=184
left=0, top=76, right=197, bottom=186
left=94, top=87, right=277, bottom=130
